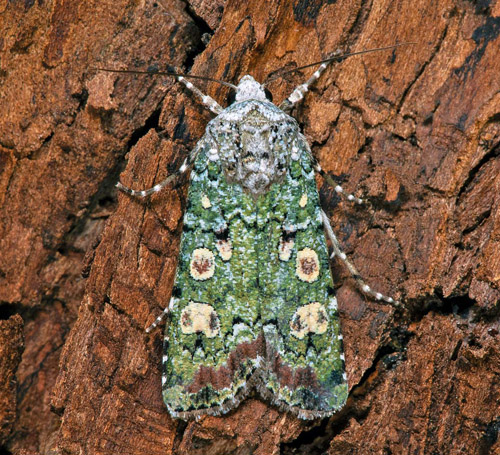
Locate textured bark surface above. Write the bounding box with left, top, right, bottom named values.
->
left=1, top=0, right=499, bottom=454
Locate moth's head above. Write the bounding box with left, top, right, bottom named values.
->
left=230, top=75, right=273, bottom=104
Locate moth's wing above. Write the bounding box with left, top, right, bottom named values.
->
left=162, top=141, right=264, bottom=419
left=258, top=138, right=348, bottom=418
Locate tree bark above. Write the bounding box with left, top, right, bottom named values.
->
left=1, top=0, right=499, bottom=454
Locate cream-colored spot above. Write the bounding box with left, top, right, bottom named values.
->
left=201, top=194, right=212, bottom=209
left=290, top=302, right=328, bottom=339
left=216, top=239, right=232, bottom=261
left=296, top=248, right=320, bottom=282
left=299, top=193, right=308, bottom=207
left=190, top=248, right=215, bottom=280
left=279, top=237, right=294, bottom=261
left=180, top=301, right=220, bottom=338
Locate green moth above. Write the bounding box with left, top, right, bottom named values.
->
left=116, top=48, right=402, bottom=419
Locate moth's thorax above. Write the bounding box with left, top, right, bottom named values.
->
left=234, top=75, right=268, bottom=103
left=208, top=97, right=300, bottom=197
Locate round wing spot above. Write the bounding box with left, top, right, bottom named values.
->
left=296, top=248, right=320, bottom=282
left=190, top=248, right=215, bottom=280
left=290, top=302, right=329, bottom=339
left=201, top=193, right=212, bottom=209
left=180, top=301, right=220, bottom=338
left=299, top=193, right=308, bottom=207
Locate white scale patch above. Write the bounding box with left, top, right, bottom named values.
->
left=296, top=248, right=320, bottom=282
left=190, top=248, right=215, bottom=280
left=207, top=147, right=219, bottom=161
left=290, top=302, right=329, bottom=339
left=328, top=296, right=338, bottom=310
left=180, top=301, right=220, bottom=338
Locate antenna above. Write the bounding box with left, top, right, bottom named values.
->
left=92, top=67, right=237, bottom=90
left=265, top=42, right=416, bottom=85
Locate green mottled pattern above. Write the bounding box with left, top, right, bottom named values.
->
left=163, top=137, right=347, bottom=416
left=259, top=137, right=348, bottom=412
left=163, top=141, right=262, bottom=413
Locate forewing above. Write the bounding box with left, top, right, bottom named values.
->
left=257, top=139, right=348, bottom=418
left=162, top=141, right=264, bottom=418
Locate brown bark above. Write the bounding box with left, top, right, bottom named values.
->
left=1, top=0, right=499, bottom=454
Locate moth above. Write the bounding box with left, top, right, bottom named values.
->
left=115, top=45, right=402, bottom=420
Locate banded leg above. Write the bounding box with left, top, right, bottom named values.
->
left=280, top=44, right=413, bottom=113
left=117, top=145, right=200, bottom=198
left=280, top=61, right=330, bottom=113
left=321, top=210, right=400, bottom=308
left=176, top=76, right=223, bottom=115
left=303, top=146, right=365, bottom=206
left=285, top=59, right=366, bottom=206
left=313, top=160, right=364, bottom=206
left=146, top=297, right=175, bottom=333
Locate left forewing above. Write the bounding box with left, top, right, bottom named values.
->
left=162, top=140, right=264, bottom=419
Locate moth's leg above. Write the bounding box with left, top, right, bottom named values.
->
left=280, top=44, right=411, bottom=112
left=303, top=146, right=365, bottom=206
left=280, top=61, right=330, bottom=113
left=149, top=5, right=221, bottom=114
left=321, top=210, right=400, bottom=308
left=116, top=145, right=199, bottom=198
left=313, top=160, right=364, bottom=206
left=146, top=297, right=175, bottom=333
left=176, top=76, right=222, bottom=115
